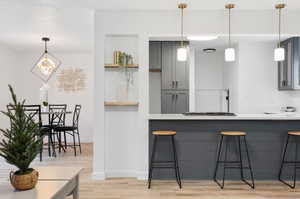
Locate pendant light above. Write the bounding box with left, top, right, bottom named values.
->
left=225, top=4, right=235, bottom=62
left=274, top=4, right=285, bottom=62
left=177, top=3, right=187, bottom=62
left=31, top=37, right=61, bottom=82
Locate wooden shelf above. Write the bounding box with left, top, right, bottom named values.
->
left=149, top=69, right=161, bottom=72
left=104, top=64, right=139, bottom=68
left=104, top=101, right=139, bottom=106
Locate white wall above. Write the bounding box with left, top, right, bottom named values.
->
left=12, top=52, right=94, bottom=142
left=194, top=49, right=226, bottom=112
left=236, top=41, right=298, bottom=113
left=223, top=44, right=240, bottom=113
left=0, top=45, right=18, bottom=135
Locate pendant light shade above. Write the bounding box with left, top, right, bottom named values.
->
left=177, top=3, right=187, bottom=62
left=31, top=37, right=61, bottom=82
left=177, top=47, right=187, bottom=61
left=274, top=47, right=285, bottom=61
left=225, top=4, right=235, bottom=62
left=225, top=48, right=235, bottom=62
left=274, top=4, right=285, bottom=62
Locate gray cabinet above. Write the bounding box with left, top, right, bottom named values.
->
left=162, top=41, right=189, bottom=90
left=149, top=41, right=189, bottom=113
left=162, top=90, right=189, bottom=114
left=278, top=37, right=300, bottom=90
left=161, top=91, right=176, bottom=114
left=149, top=41, right=162, bottom=70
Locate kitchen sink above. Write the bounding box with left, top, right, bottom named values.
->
left=182, top=112, right=236, bottom=116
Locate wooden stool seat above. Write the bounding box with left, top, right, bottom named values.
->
left=221, top=131, right=246, bottom=136
left=288, top=131, right=300, bottom=136
left=153, top=131, right=176, bottom=136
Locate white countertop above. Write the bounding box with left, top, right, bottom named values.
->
left=148, top=113, right=300, bottom=120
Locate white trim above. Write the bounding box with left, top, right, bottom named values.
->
left=136, top=171, right=148, bottom=180
left=92, top=172, right=106, bottom=180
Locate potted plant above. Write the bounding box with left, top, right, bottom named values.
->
left=0, top=85, right=42, bottom=190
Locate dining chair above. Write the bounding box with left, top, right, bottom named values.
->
left=47, top=104, right=67, bottom=154
left=6, top=104, right=51, bottom=161
left=54, top=105, right=82, bottom=156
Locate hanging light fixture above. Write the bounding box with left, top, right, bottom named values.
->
left=225, top=4, right=235, bottom=62
left=177, top=3, right=187, bottom=62
left=274, top=4, right=285, bottom=62
left=31, top=37, right=61, bottom=82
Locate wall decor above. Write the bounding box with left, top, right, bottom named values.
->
left=57, top=68, right=86, bottom=92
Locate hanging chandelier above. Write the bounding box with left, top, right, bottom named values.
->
left=31, top=37, right=61, bottom=82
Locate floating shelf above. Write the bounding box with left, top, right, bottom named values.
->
left=105, top=64, right=139, bottom=68
left=149, top=69, right=161, bottom=72
left=104, top=101, right=139, bottom=106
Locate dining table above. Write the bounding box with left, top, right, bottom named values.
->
left=41, top=110, right=72, bottom=157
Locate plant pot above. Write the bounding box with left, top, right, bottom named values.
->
left=10, top=169, right=39, bottom=191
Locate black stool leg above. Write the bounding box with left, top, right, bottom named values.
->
left=242, top=136, right=255, bottom=189
left=221, top=136, right=229, bottom=189
left=238, top=136, right=244, bottom=181
left=171, top=135, right=182, bottom=189
left=278, top=135, right=297, bottom=188
left=213, top=135, right=224, bottom=189
left=293, top=138, right=298, bottom=188
left=148, top=135, right=157, bottom=189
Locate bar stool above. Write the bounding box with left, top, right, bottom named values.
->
left=279, top=131, right=300, bottom=188
left=213, top=131, right=255, bottom=189
left=148, top=131, right=182, bottom=189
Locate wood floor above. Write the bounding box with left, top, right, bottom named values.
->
left=5, top=144, right=300, bottom=198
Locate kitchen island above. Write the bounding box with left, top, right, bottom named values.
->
left=149, top=114, right=300, bottom=180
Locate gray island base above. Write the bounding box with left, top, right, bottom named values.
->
left=149, top=117, right=300, bottom=180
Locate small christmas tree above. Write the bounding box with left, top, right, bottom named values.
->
left=0, top=85, right=42, bottom=175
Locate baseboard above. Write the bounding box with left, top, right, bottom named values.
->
left=92, top=171, right=106, bottom=180
left=92, top=170, right=147, bottom=180
left=105, top=170, right=147, bottom=179
left=136, top=171, right=148, bottom=180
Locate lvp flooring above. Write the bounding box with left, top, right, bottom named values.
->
left=2, top=143, right=300, bottom=198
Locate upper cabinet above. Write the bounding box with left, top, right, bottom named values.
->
left=149, top=41, right=162, bottom=70
left=161, top=41, right=189, bottom=90
left=278, top=37, right=300, bottom=90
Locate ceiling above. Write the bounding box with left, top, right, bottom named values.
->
left=0, top=6, right=93, bottom=53
left=0, top=0, right=299, bottom=10
left=0, top=0, right=298, bottom=53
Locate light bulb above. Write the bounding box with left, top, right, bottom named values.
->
left=37, top=55, right=56, bottom=75
left=225, top=48, right=235, bottom=62
left=177, top=47, right=187, bottom=61
left=274, top=47, right=285, bottom=61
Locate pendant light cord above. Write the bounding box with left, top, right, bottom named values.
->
left=228, top=8, right=231, bottom=47
left=181, top=7, right=184, bottom=47
left=278, top=8, right=281, bottom=48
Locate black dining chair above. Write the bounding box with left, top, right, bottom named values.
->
left=54, top=105, right=82, bottom=156
left=7, top=104, right=51, bottom=161
left=47, top=104, right=67, bottom=153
